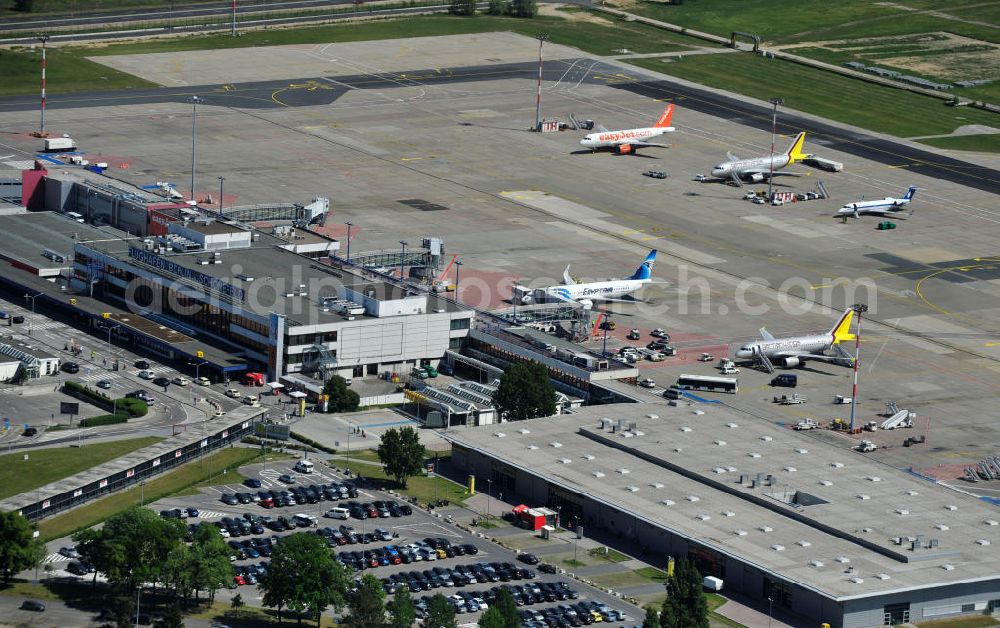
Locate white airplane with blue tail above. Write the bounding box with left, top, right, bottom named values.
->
left=835, top=186, right=918, bottom=219
left=515, top=250, right=662, bottom=310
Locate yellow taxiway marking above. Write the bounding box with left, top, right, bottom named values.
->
left=401, top=156, right=437, bottom=162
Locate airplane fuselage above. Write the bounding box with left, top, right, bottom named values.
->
left=712, top=154, right=791, bottom=180
left=580, top=127, right=669, bottom=150
left=837, top=198, right=909, bottom=215
left=736, top=334, right=830, bottom=360
left=545, top=279, right=647, bottom=302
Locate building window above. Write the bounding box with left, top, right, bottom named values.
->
left=450, top=318, right=470, bottom=331
left=449, top=337, right=464, bottom=349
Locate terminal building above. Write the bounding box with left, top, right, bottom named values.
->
left=449, top=404, right=1000, bottom=628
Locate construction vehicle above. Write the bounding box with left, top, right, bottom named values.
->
left=830, top=418, right=850, bottom=431
left=794, top=418, right=819, bottom=431
left=857, top=441, right=877, bottom=453
left=774, top=393, right=806, bottom=405
left=834, top=395, right=852, bottom=404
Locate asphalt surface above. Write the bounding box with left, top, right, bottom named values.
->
left=1, top=58, right=996, bottom=195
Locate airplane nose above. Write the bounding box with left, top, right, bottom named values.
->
left=735, top=350, right=749, bottom=358
left=711, top=167, right=724, bottom=176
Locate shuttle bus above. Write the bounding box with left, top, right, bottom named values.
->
left=676, top=374, right=738, bottom=394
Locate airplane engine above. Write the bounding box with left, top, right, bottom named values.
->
left=779, top=357, right=800, bottom=368
left=521, top=294, right=534, bottom=304
left=613, top=144, right=635, bottom=155
left=579, top=299, right=594, bottom=310
left=748, top=173, right=765, bottom=183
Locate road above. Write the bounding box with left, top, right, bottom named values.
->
left=1, top=58, right=996, bottom=195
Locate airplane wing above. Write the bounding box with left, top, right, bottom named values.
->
left=596, top=124, right=609, bottom=133
left=759, top=328, right=775, bottom=342
left=726, top=151, right=741, bottom=161
left=630, top=141, right=672, bottom=148
left=740, top=168, right=805, bottom=179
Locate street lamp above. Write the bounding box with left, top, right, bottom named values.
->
left=190, top=95, right=200, bottom=203
left=511, top=279, right=520, bottom=324
left=454, top=260, right=463, bottom=302
left=39, top=35, right=49, bottom=135
left=766, top=97, right=784, bottom=202
left=24, top=292, right=41, bottom=336
left=102, top=321, right=119, bottom=369
left=398, top=240, right=407, bottom=280
left=345, top=222, right=353, bottom=264
left=486, top=478, right=492, bottom=520
left=189, top=360, right=208, bottom=381
left=767, top=597, right=773, bottom=628
left=573, top=515, right=580, bottom=561
left=217, top=176, right=225, bottom=216
left=848, top=303, right=869, bottom=430
left=534, top=32, right=549, bottom=131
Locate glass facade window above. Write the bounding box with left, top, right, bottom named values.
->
left=450, top=318, right=471, bottom=331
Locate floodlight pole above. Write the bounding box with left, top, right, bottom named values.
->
left=848, top=303, right=868, bottom=431
left=231, top=0, right=237, bottom=37
left=534, top=33, right=549, bottom=131
left=454, top=260, right=463, bottom=302
left=767, top=97, right=783, bottom=202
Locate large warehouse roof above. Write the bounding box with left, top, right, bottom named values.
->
left=447, top=402, right=1000, bottom=600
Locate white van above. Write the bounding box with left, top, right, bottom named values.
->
left=293, top=460, right=314, bottom=474
left=293, top=513, right=317, bottom=528
left=325, top=507, right=350, bottom=520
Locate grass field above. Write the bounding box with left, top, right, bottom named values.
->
left=336, top=458, right=468, bottom=506
left=920, top=133, right=1000, bottom=153
left=588, top=546, right=630, bottom=563
left=0, top=437, right=161, bottom=501
left=38, top=446, right=271, bottom=541
left=626, top=0, right=999, bottom=45
left=1, top=13, right=696, bottom=96
left=916, top=617, right=1000, bottom=628
left=629, top=52, right=1000, bottom=138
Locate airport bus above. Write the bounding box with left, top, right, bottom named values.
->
left=676, top=374, right=739, bottom=394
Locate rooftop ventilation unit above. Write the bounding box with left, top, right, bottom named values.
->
left=680, top=426, right=692, bottom=433
left=831, top=462, right=845, bottom=468
left=906, top=490, right=919, bottom=496
left=626, top=486, right=639, bottom=493
left=784, top=466, right=797, bottom=472
left=976, top=539, right=992, bottom=546
left=867, top=476, right=882, bottom=482
left=771, top=544, right=785, bottom=552
left=849, top=577, right=864, bottom=584
left=593, top=471, right=605, bottom=478
left=617, top=468, right=630, bottom=475
left=714, top=440, right=727, bottom=446
left=517, top=428, right=530, bottom=435
left=819, top=480, right=833, bottom=487
left=582, top=454, right=595, bottom=461
left=600, top=418, right=613, bottom=430
left=985, top=519, right=999, bottom=526
left=726, top=422, right=739, bottom=428
left=749, top=452, right=761, bottom=459
left=797, top=540, right=811, bottom=547
left=550, top=442, right=563, bottom=448
left=647, top=414, right=659, bottom=419
left=895, top=509, right=910, bottom=516
left=735, top=529, right=748, bottom=536
left=857, top=494, right=870, bottom=500
left=687, top=495, right=700, bottom=502
left=945, top=504, right=958, bottom=511
left=795, top=448, right=808, bottom=454
left=696, top=513, right=711, bottom=521
left=713, top=467, right=727, bottom=474
left=877, top=573, right=891, bottom=580
left=722, top=511, right=735, bottom=517
left=835, top=556, right=850, bottom=564
left=494, top=432, right=505, bottom=438
left=662, top=499, right=675, bottom=506
left=760, top=435, right=773, bottom=442
left=650, top=482, right=664, bottom=489
left=759, top=525, right=773, bottom=533
left=692, top=409, right=705, bottom=416
left=809, top=560, right=824, bottom=568
left=942, top=564, right=955, bottom=571
left=527, top=445, right=538, bottom=450
left=935, top=523, right=950, bottom=531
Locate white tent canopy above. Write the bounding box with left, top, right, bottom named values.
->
left=288, top=390, right=307, bottom=399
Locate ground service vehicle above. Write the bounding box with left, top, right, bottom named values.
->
left=676, top=374, right=738, bottom=394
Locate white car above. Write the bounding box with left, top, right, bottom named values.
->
left=242, top=395, right=261, bottom=407
left=752, top=196, right=766, bottom=205
left=225, top=389, right=242, bottom=399
left=638, top=378, right=657, bottom=388
left=698, top=353, right=714, bottom=362
left=172, top=376, right=189, bottom=387
left=693, top=174, right=708, bottom=182
left=138, top=370, right=155, bottom=380
left=195, top=376, right=211, bottom=386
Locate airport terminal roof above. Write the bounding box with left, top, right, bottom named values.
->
left=447, top=403, right=1000, bottom=600
left=79, top=231, right=467, bottom=325
left=0, top=211, right=127, bottom=271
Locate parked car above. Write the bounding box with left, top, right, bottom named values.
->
left=22, top=427, right=37, bottom=437
left=244, top=478, right=262, bottom=488
left=61, top=362, right=79, bottom=374
left=195, top=376, right=211, bottom=386
left=517, top=553, right=539, bottom=565
left=643, top=170, right=667, bottom=179
left=279, top=474, right=296, bottom=484
left=152, top=376, right=171, bottom=387
left=172, top=376, right=189, bottom=386
left=19, top=600, right=45, bottom=612
left=626, top=328, right=641, bottom=340
left=225, top=389, right=242, bottom=399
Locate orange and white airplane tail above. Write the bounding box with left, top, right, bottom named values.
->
left=653, top=104, right=675, bottom=129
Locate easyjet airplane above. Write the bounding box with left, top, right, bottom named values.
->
left=579, top=105, right=675, bottom=154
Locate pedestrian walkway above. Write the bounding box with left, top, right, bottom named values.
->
left=715, top=599, right=795, bottom=628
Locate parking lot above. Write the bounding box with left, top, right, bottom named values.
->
left=43, top=455, right=642, bottom=626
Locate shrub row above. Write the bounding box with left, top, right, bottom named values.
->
left=62, top=381, right=148, bottom=417
left=79, top=413, right=129, bottom=427
left=290, top=431, right=337, bottom=455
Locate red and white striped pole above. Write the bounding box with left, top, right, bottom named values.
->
left=40, top=36, right=48, bottom=135
left=533, top=32, right=548, bottom=131
left=231, top=0, right=237, bottom=37
left=848, top=303, right=867, bottom=431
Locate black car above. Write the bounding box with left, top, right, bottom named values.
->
left=517, top=553, right=539, bottom=565
left=244, top=478, right=262, bottom=488
left=152, top=376, right=171, bottom=387
left=19, top=600, right=45, bottom=612
left=22, top=427, right=37, bottom=437
left=134, top=360, right=150, bottom=369
left=771, top=373, right=798, bottom=388
left=61, top=362, right=79, bottom=373
left=66, top=561, right=88, bottom=576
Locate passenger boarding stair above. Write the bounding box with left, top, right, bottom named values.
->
left=753, top=346, right=775, bottom=374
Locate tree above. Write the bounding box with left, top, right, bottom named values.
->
left=189, top=524, right=233, bottom=603
left=377, top=426, right=426, bottom=489
left=344, top=573, right=386, bottom=628
left=643, top=606, right=660, bottom=628
left=260, top=532, right=350, bottom=626
left=0, top=511, right=45, bottom=584
left=14, top=0, right=34, bottom=11
left=493, top=585, right=520, bottom=628
left=323, top=375, right=359, bottom=412
left=486, top=0, right=506, bottom=14
left=74, top=507, right=185, bottom=593
left=153, top=603, right=184, bottom=628
left=387, top=586, right=415, bottom=628
left=492, top=361, right=556, bottom=422
left=479, top=606, right=506, bottom=628
left=231, top=593, right=245, bottom=610
left=424, top=593, right=456, bottom=628
left=660, top=559, right=707, bottom=628
left=162, top=544, right=194, bottom=603
left=509, top=0, right=536, bottom=17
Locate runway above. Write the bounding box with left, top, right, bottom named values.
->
left=1, top=58, right=997, bottom=194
